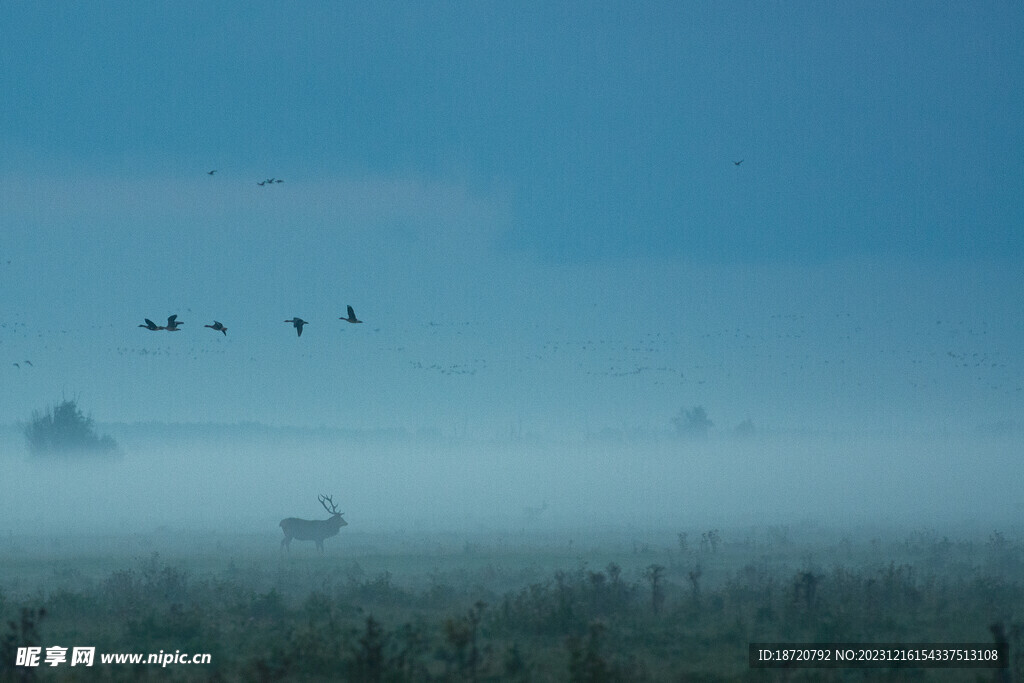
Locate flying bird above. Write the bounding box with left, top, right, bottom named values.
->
left=164, top=315, right=183, bottom=331
left=257, top=181, right=266, bottom=186
left=24, top=360, right=32, bottom=367
left=204, top=321, right=228, bottom=335
left=139, top=318, right=164, bottom=331
left=285, top=318, right=308, bottom=336
left=733, top=159, right=744, bottom=166
left=340, top=305, right=362, bottom=324
left=207, top=170, right=217, bottom=175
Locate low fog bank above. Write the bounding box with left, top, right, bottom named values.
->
left=1, top=423, right=1020, bottom=539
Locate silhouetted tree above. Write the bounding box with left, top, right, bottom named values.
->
left=351, top=616, right=386, bottom=683
left=22, top=399, right=118, bottom=457
left=643, top=564, right=666, bottom=614
left=441, top=601, right=487, bottom=680
left=687, top=564, right=702, bottom=606
left=672, top=406, right=712, bottom=438
left=793, top=571, right=819, bottom=610
left=676, top=532, right=689, bottom=554
left=567, top=621, right=615, bottom=683
left=0, top=607, right=45, bottom=675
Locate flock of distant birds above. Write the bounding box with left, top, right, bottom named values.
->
left=6, top=163, right=1022, bottom=398
left=207, top=169, right=284, bottom=187
left=137, top=306, right=363, bottom=338
left=149, top=171, right=337, bottom=337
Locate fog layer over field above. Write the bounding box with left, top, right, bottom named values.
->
left=1, top=425, right=1019, bottom=539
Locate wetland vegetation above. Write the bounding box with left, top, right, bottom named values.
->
left=0, top=526, right=1020, bottom=681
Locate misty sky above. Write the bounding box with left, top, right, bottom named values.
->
left=2, top=2, right=1022, bottom=438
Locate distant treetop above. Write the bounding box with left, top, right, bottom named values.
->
left=22, top=398, right=119, bottom=458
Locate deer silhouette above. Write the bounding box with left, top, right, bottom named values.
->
left=280, top=494, right=347, bottom=552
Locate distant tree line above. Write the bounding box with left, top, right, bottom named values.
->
left=672, top=406, right=755, bottom=439
left=672, top=406, right=713, bottom=438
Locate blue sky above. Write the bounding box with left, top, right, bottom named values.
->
left=1, top=2, right=1022, bottom=436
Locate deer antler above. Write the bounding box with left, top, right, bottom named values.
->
left=318, top=494, right=342, bottom=515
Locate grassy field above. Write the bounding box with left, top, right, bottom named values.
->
left=0, top=525, right=1020, bottom=681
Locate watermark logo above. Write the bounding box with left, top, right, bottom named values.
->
left=17, top=647, right=93, bottom=667
left=16, top=646, right=208, bottom=668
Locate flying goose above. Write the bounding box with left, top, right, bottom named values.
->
left=204, top=321, right=228, bottom=335
left=285, top=318, right=308, bottom=336
left=340, top=305, right=362, bottom=324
